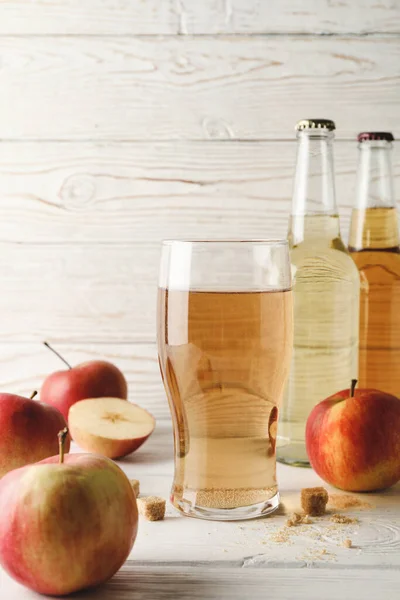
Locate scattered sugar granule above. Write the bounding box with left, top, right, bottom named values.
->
left=286, top=512, right=313, bottom=527
left=330, top=514, right=359, bottom=525
left=286, top=512, right=302, bottom=527
left=137, top=496, right=166, bottom=521
left=286, top=519, right=295, bottom=528
left=129, top=479, right=140, bottom=497
left=343, top=539, right=352, bottom=548
left=297, top=547, right=336, bottom=562
left=329, top=494, right=371, bottom=510
left=269, top=527, right=292, bottom=544
left=301, top=487, right=329, bottom=516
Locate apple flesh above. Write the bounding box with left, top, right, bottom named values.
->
left=40, top=343, right=128, bottom=421
left=69, top=397, right=155, bottom=459
left=306, top=382, right=400, bottom=492
left=0, top=448, right=138, bottom=596
left=0, top=392, right=70, bottom=478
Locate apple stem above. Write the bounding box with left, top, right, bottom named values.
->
left=30, top=391, right=38, bottom=400
left=58, top=428, right=69, bottom=464
left=43, top=342, right=72, bottom=370
left=350, top=379, right=357, bottom=398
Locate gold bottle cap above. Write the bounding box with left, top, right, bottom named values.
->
left=295, top=119, right=336, bottom=132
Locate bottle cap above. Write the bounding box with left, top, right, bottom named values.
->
left=357, top=131, right=394, bottom=142
left=295, top=119, right=336, bottom=132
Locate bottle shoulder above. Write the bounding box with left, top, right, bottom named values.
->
left=349, top=207, right=399, bottom=250
left=290, top=238, right=353, bottom=261
left=290, top=242, right=360, bottom=284
left=350, top=248, right=400, bottom=281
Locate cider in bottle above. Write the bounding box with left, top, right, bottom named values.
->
left=277, top=119, right=360, bottom=466
left=348, top=132, right=400, bottom=397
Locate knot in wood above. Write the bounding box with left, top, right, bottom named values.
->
left=60, top=174, right=96, bottom=211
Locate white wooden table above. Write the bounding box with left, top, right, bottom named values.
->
left=2, top=422, right=400, bottom=600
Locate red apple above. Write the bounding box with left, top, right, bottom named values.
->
left=69, top=397, right=155, bottom=458
left=0, top=429, right=138, bottom=596
left=0, top=391, right=70, bottom=478
left=306, top=380, right=400, bottom=492
left=40, top=342, right=128, bottom=420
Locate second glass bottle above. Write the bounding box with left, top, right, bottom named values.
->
left=277, top=119, right=360, bottom=467
left=349, top=131, right=400, bottom=396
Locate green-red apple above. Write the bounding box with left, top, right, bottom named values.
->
left=0, top=430, right=138, bottom=596
left=306, top=380, right=400, bottom=492
left=40, top=342, right=128, bottom=420
left=0, top=391, right=69, bottom=478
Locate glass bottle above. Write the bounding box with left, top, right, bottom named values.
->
left=277, top=119, right=360, bottom=466
left=348, top=131, right=400, bottom=397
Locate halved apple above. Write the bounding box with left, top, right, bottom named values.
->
left=68, top=397, right=155, bottom=459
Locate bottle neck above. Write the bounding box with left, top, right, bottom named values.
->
left=349, top=141, right=398, bottom=250
left=356, top=140, right=394, bottom=209
left=290, top=130, right=340, bottom=245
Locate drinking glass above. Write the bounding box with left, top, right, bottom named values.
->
left=157, top=240, right=293, bottom=521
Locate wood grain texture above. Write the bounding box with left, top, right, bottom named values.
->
left=4, top=141, right=397, bottom=244
left=0, top=3, right=399, bottom=597
left=0, top=343, right=166, bottom=419
left=0, top=141, right=296, bottom=244
left=0, top=0, right=399, bottom=34
left=0, top=1, right=179, bottom=35
left=0, top=36, right=399, bottom=140
left=0, top=141, right=398, bottom=343
left=3, top=566, right=400, bottom=600
left=181, top=0, right=400, bottom=35
left=0, top=244, right=159, bottom=343
left=116, top=437, right=400, bottom=568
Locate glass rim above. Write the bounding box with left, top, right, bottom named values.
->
left=161, top=239, right=288, bottom=247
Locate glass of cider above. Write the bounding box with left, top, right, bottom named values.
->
left=157, top=240, right=293, bottom=521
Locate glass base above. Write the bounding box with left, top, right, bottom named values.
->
left=277, top=456, right=310, bottom=468
left=171, top=491, right=280, bottom=521
left=276, top=440, right=311, bottom=468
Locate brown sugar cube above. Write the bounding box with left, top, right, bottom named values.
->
left=129, top=479, right=140, bottom=497
left=301, top=487, right=329, bottom=516
left=137, top=496, right=166, bottom=521
left=343, top=539, right=352, bottom=548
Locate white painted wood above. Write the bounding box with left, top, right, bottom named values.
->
left=0, top=1, right=179, bottom=35
left=3, top=141, right=397, bottom=244
left=0, top=140, right=296, bottom=244
left=0, top=343, right=167, bottom=420
left=0, top=36, right=398, bottom=140
left=1, top=423, right=400, bottom=598
left=0, top=2, right=398, bottom=597
left=2, top=566, right=400, bottom=600
left=114, top=425, right=400, bottom=569
left=0, top=244, right=159, bottom=343
left=181, top=0, right=400, bottom=35
left=0, top=141, right=397, bottom=344
left=0, top=1, right=399, bottom=35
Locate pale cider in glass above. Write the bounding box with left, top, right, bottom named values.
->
left=157, top=241, right=293, bottom=520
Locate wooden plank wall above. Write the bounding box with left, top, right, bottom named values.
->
left=0, top=1, right=399, bottom=419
